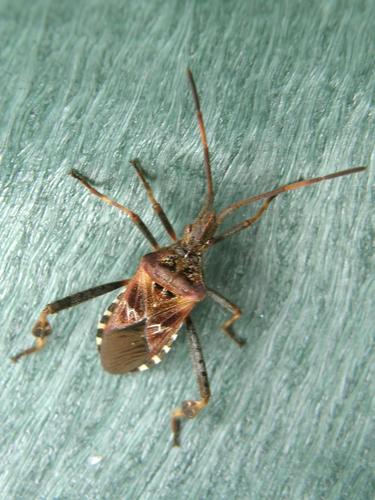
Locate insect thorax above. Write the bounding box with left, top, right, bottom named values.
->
left=141, top=245, right=206, bottom=301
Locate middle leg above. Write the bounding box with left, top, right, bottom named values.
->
left=207, top=288, right=244, bottom=347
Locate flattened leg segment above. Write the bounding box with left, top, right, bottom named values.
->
left=10, top=280, right=128, bottom=362
left=171, top=316, right=210, bottom=446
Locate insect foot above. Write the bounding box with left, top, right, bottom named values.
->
left=32, top=312, right=52, bottom=339
left=10, top=308, right=51, bottom=363
left=182, top=400, right=202, bottom=418
left=171, top=397, right=209, bottom=446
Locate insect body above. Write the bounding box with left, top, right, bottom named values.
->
left=12, top=70, right=366, bottom=446
left=97, top=246, right=206, bottom=375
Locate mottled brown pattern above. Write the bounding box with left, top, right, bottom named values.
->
left=99, top=266, right=198, bottom=371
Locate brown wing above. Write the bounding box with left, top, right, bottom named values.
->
left=145, top=297, right=197, bottom=354
left=100, top=319, right=148, bottom=374
left=97, top=267, right=199, bottom=373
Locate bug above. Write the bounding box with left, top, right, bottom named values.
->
left=11, top=69, right=366, bottom=446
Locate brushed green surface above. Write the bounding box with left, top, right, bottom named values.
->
left=1, top=0, right=374, bottom=499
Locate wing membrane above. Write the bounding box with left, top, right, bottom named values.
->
left=100, top=319, right=148, bottom=374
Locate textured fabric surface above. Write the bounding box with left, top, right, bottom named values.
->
left=1, top=1, right=374, bottom=499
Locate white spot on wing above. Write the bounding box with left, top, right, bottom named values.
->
left=148, top=324, right=162, bottom=336
left=138, top=364, right=149, bottom=371
left=126, top=305, right=139, bottom=322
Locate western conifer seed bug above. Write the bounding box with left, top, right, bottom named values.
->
left=12, top=69, right=366, bottom=446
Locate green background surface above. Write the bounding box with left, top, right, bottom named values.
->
left=1, top=1, right=374, bottom=499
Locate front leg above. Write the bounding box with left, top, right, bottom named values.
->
left=11, top=280, right=129, bottom=362
left=171, top=316, right=210, bottom=447
left=206, top=288, right=244, bottom=347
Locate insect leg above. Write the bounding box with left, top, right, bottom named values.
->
left=11, top=279, right=129, bottom=363
left=171, top=316, right=210, bottom=446
left=206, top=289, right=244, bottom=347
left=70, top=170, right=159, bottom=249
left=129, top=159, right=177, bottom=241
left=211, top=197, right=276, bottom=245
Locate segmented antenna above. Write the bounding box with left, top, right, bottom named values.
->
left=187, top=69, right=214, bottom=214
